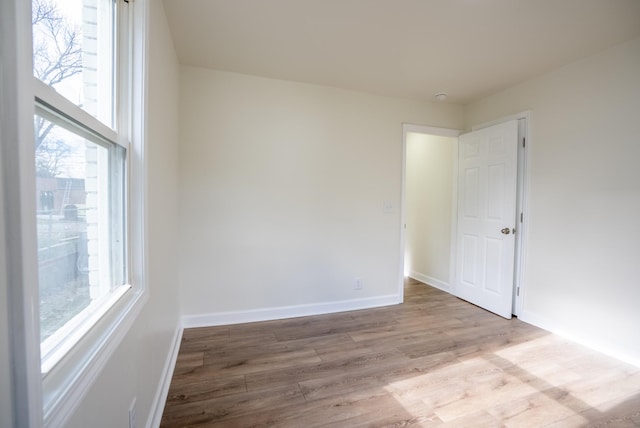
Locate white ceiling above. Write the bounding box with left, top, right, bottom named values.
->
left=162, top=0, right=640, bottom=104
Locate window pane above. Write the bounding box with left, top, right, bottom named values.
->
left=32, top=0, right=115, bottom=128
left=35, top=113, right=126, bottom=353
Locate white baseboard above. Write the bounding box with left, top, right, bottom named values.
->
left=181, top=294, right=402, bottom=328
left=408, top=272, right=450, bottom=292
left=147, top=323, right=183, bottom=428
left=519, top=309, right=640, bottom=369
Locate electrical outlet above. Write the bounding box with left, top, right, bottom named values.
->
left=355, top=277, right=363, bottom=290
left=129, top=397, right=137, bottom=428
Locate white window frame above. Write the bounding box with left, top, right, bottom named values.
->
left=1, top=0, right=149, bottom=426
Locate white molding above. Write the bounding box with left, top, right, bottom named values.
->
left=2, top=0, right=44, bottom=425
left=519, top=310, right=640, bottom=369
left=398, top=125, right=407, bottom=302
left=408, top=272, right=450, bottom=292
left=43, top=290, right=148, bottom=427
left=471, top=110, right=530, bottom=131
left=129, top=0, right=149, bottom=301
left=182, top=295, right=402, bottom=329
left=41, top=285, right=131, bottom=375
left=513, top=114, right=531, bottom=317
left=449, top=136, right=459, bottom=297
left=33, top=80, right=121, bottom=147
left=403, top=123, right=461, bottom=138
left=147, top=323, right=183, bottom=428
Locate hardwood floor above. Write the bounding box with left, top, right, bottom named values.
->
left=161, top=279, right=640, bottom=427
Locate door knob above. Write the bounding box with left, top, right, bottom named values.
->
left=501, top=227, right=512, bottom=235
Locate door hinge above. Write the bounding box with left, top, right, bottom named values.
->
left=517, top=287, right=520, bottom=296
left=522, top=137, right=526, bottom=148
left=520, top=212, right=523, bottom=223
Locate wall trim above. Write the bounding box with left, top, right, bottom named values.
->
left=519, top=310, right=640, bottom=369
left=147, top=323, right=183, bottom=428
left=403, top=123, right=461, bottom=137
left=182, top=295, right=402, bottom=329
left=408, top=272, right=449, bottom=292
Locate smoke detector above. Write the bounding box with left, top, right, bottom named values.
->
left=434, top=92, right=448, bottom=101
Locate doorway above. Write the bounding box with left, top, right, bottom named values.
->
left=400, top=124, right=461, bottom=300
left=402, top=126, right=459, bottom=293
left=400, top=114, right=529, bottom=317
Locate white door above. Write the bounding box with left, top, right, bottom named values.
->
left=455, top=120, right=518, bottom=319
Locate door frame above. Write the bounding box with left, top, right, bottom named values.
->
left=400, top=112, right=530, bottom=317
left=399, top=124, right=461, bottom=302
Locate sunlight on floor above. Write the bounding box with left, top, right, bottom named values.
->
left=380, top=332, right=640, bottom=425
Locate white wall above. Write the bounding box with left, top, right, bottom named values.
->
left=465, top=37, right=640, bottom=365
left=405, top=133, right=455, bottom=290
left=64, top=0, right=182, bottom=426
left=178, top=67, right=464, bottom=320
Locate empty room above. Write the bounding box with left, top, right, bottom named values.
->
left=1, top=0, right=639, bottom=426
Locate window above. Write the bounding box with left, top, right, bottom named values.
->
left=33, top=0, right=127, bottom=367
left=35, top=108, right=127, bottom=372
left=25, top=0, right=146, bottom=424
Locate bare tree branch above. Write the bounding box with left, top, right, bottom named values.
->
left=31, top=0, right=59, bottom=26
left=35, top=138, right=72, bottom=178
left=35, top=116, right=56, bottom=145
left=32, top=0, right=83, bottom=176
left=32, top=0, right=82, bottom=88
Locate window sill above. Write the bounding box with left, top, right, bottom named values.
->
left=41, top=284, right=131, bottom=375
left=42, top=284, right=148, bottom=427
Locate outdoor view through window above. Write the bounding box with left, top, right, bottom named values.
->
left=32, top=0, right=127, bottom=371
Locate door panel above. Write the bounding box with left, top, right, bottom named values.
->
left=461, top=235, right=477, bottom=284
left=464, top=168, right=480, bottom=217
left=455, top=120, right=518, bottom=319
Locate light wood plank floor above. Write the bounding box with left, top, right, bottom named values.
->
left=161, top=279, right=640, bottom=427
